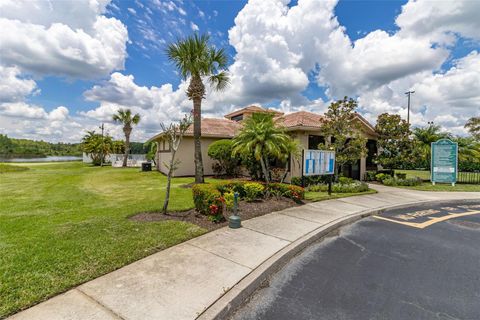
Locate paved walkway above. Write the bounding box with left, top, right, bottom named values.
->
left=10, top=185, right=480, bottom=320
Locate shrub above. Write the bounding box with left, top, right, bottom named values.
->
left=207, top=139, right=239, bottom=177
left=223, top=191, right=235, bottom=211
left=338, top=177, right=354, bottom=184
left=364, top=171, right=377, bottom=181
left=291, top=175, right=330, bottom=186
left=333, top=181, right=369, bottom=193
left=375, top=173, right=388, bottom=182
left=244, top=182, right=265, bottom=201
left=395, top=173, right=407, bottom=179
left=382, top=176, right=422, bottom=186
left=267, top=183, right=305, bottom=202
left=306, top=181, right=369, bottom=193
left=192, top=184, right=224, bottom=216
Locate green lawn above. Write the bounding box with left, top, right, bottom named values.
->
left=395, top=183, right=480, bottom=192
left=0, top=163, right=29, bottom=173
left=393, top=169, right=479, bottom=191
left=394, top=169, right=430, bottom=180
left=305, top=189, right=377, bottom=201
left=0, top=162, right=211, bottom=317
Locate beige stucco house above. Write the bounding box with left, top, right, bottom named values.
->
left=148, top=106, right=378, bottom=180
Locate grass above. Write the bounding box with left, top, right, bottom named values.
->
left=0, top=162, right=213, bottom=317
left=0, top=163, right=29, bottom=173
left=393, top=169, right=479, bottom=192
left=395, top=183, right=480, bottom=192
left=394, top=169, right=431, bottom=180
left=305, top=189, right=377, bottom=202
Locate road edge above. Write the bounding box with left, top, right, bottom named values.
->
left=196, top=199, right=471, bottom=320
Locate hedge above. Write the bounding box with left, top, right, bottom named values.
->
left=192, top=180, right=305, bottom=219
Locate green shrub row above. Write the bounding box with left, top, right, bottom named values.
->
left=306, top=180, right=369, bottom=193
left=192, top=180, right=305, bottom=220
left=382, top=176, right=422, bottom=186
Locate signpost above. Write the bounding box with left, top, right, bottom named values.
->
left=431, top=139, right=458, bottom=186
left=302, top=150, right=335, bottom=195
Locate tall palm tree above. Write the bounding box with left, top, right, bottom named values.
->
left=112, top=109, right=141, bottom=167
left=232, top=113, right=293, bottom=184
left=166, top=34, right=229, bottom=183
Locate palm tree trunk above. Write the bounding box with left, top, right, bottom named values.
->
left=123, top=128, right=131, bottom=167
left=193, top=97, right=204, bottom=183
left=260, top=156, right=270, bottom=184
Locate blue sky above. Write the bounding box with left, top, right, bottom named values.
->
left=31, top=0, right=406, bottom=112
left=0, top=0, right=479, bottom=142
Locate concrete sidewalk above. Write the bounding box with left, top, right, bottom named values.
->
left=10, top=185, right=480, bottom=320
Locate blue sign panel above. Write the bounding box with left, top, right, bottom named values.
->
left=303, top=150, right=335, bottom=176
left=431, top=139, right=458, bottom=185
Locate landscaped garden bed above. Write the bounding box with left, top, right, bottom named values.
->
left=131, top=197, right=302, bottom=231
left=131, top=180, right=306, bottom=229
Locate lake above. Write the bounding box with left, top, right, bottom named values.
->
left=0, top=156, right=82, bottom=163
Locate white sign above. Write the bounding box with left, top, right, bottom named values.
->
left=303, top=150, right=335, bottom=176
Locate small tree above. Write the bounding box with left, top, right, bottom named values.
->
left=112, top=109, right=141, bottom=167
left=207, top=139, right=238, bottom=177
left=160, top=114, right=193, bottom=214
left=232, top=113, right=293, bottom=184
left=319, top=97, right=367, bottom=179
left=81, top=130, right=113, bottom=166
left=375, top=113, right=413, bottom=170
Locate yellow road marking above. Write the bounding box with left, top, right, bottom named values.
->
left=373, top=210, right=480, bottom=229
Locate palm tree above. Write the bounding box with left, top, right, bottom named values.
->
left=112, top=109, right=141, bottom=167
left=412, top=123, right=451, bottom=168
left=81, top=130, right=113, bottom=166
left=166, top=34, right=229, bottom=183
left=232, top=113, right=293, bottom=184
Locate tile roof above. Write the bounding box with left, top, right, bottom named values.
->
left=185, top=118, right=242, bottom=138
left=224, top=105, right=284, bottom=118
left=275, top=111, right=326, bottom=129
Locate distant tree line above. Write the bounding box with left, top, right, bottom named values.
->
left=0, top=134, right=82, bottom=158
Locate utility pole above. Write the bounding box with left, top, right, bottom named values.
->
left=100, top=123, right=104, bottom=167
left=405, top=90, right=415, bottom=125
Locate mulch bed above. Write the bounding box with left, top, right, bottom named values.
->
left=130, top=197, right=306, bottom=231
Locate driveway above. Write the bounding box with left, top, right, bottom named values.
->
left=231, top=200, right=480, bottom=320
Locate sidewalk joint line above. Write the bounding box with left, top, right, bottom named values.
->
left=185, top=243, right=254, bottom=270
left=75, top=288, right=126, bottom=320
left=241, top=225, right=293, bottom=242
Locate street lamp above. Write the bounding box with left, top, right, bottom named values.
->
left=405, top=90, right=415, bottom=125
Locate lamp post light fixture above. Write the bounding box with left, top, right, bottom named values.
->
left=405, top=90, right=415, bottom=125
left=229, top=192, right=241, bottom=229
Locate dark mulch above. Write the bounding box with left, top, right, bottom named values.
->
left=129, top=197, right=306, bottom=231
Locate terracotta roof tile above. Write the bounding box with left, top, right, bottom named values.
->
left=275, top=111, right=325, bottom=129
left=185, top=118, right=242, bottom=138
left=224, top=105, right=284, bottom=118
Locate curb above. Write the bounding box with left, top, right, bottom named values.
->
left=196, top=198, right=476, bottom=320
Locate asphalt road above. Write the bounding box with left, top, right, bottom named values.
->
left=231, top=200, right=480, bottom=320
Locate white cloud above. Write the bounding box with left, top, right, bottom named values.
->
left=0, top=0, right=128, bottom=79
left=0, top=66, right=38, bottom=103
left=190, top=21, right=199, bottom=31
left=396, top=0, right=480, bottom=42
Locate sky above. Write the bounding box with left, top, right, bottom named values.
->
left=0, top=0, right=479, bottom=143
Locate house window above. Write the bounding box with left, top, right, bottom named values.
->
left=158, top=140, right=171, bottom=153
left=308, top=135, right=325, bottom=150
left=231, top=114, right=243, bottom=121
